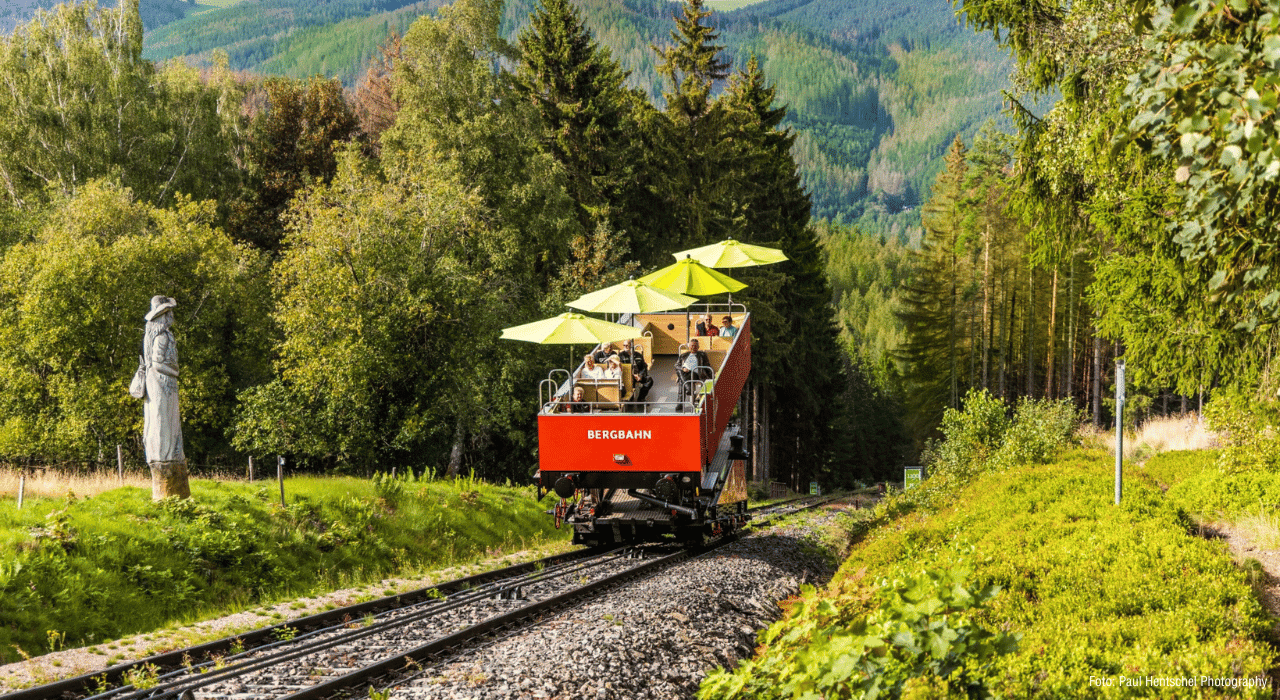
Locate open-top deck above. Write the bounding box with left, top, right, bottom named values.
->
left=536, top=306, right=750, bottom=490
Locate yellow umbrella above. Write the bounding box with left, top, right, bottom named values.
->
left=674, top=238, right=788, bottom=268
left=567, top=279, right=697, bottom=314
left=500, top=312, right=644, bottom=345
left=639, top=257, right=747, bottom=296
left=501, top=312, right=644, bottom=372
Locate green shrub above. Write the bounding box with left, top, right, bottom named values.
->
left=994, top=395, right=1079, bottom=469
left=703, top=454, right=1274, bottom=699
left=925, top=389, right=1010, bottom=482
left=925, top=389, right=1076, bottom=484
left=747, top=481, right=770, bottom=503
left=699, top=567, right=1018, bottom=699
left=1204, top=389, right=1280, bottom=473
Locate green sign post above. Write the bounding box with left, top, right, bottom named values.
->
left=809, top=481, right=820, bottom=495
left=904, top=467, right=924, bottom=490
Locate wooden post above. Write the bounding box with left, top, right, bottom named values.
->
left=17, top=470, right=25, bottom=510
left=277, top=456, right=285, bottom=507
left=248, top=456, right=254, bottom=482
left=116, top=444, right=124, bottom=482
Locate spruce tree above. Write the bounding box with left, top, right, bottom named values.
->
left=655, top=0, right=729, bottom=124
left=645, top=0, right=734, bottom=258
left=720, top=56, right=846, bottom=489
left=515, top=0, right=631, bottom=224
left=899, top=136, right=970, bottom=444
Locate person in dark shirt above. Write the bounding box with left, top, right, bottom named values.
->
left=695, top=313, right=719, bottom=337
left=620, top=339, right=652, bottom=403
left=560, top=385, right=590, bottom=413
left=677, top=338, right=712, bottom=401
left=593, top=342, right=617, bottom=364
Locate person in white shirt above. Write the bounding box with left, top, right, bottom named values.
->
left=603, top=355, right=622, bottom=380
left=581, top=354, right=605, bottom=380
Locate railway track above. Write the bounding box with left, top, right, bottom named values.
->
left=8, top=495, right=840, bottom=700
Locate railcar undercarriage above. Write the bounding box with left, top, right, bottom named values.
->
left=545, top=431, right=751, bottom=547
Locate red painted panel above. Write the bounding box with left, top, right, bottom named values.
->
left=702, top=316, right=751, bottom=463
left=538, top=414, right=702, bottom=473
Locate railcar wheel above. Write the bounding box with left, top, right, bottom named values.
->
left=677, top=525, right=707, bottom=547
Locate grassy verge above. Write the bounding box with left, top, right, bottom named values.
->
left=700, top=450, right=1274, bottom=698
left=0, top=472, right=566, bottom=662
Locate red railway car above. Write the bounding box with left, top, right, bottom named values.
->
left=535, top=307, right=752, bottom=546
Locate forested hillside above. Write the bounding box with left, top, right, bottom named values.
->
left=0, top=0, right=903, bottom=493
left=0, top=0, right=197, bottom=31
left=134, top=0, right=1012, bottom=231
left=861, top=0, right=1280, bottom=454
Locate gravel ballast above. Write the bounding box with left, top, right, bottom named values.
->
left=392, top=504, right=852, bottom=700
left=0, top=499, right=863, bottom=699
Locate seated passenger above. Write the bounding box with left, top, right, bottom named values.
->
left=559, top=385, right=590, bottom=413
left=581, top=353, right=605, bottom=380
left=593, top=342, right=617, bottom=364
left=620, top=339, right=652, bottom=403
left=695, top=313, right=719, bottom=337
left=603, top=355, right=622, bottom=380
left=676, top=338, right=712, bottom=400
left=719, top=315, right=738, bottom=338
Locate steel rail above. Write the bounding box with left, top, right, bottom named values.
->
left=284, top=495, right=841, bottom=700
left=2, top=546, right=617, bottom=700
left=10, top=495, right=844, bottom=700
left=87, top=549, right=636, bottom=700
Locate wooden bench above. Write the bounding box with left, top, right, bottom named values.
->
left=576, top=378, right=624, bottom=410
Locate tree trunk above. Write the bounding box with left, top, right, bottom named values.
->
left=446, top=421, right=466, bottom=478
left=1001, top=281, right=1015, bottom=401
left=761, top=392, right=771, bottom=484
left=1092, top=333, right=1102, bottom=427
left=982, top=227, right=991, bottom=390
left=1025, top=265, right=1035, bottom=398
left=949, top=249, right=959, bottom=409
left=1046, top=266, right=1059, bottom=399
left=1066, top=256, right=1076, bottom=405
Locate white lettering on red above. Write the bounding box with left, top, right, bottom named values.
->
left=586, top=430, right=652, bottom=440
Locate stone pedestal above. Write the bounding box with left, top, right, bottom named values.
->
left=150, top=460, right=191, bottom=500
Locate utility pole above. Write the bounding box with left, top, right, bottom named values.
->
left=1115, top=358, right=1125, bottom=505
left=277, top=455, right=286, bottom=507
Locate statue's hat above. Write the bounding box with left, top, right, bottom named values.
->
left=145, top=295, right=177, bottom=321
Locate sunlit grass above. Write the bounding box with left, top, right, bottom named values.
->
left=0, top=472, right=568, bottom=662
left=0, top=468, right=151, bottom=501
left=1079, top=413, right=1219, bottom=461
left=1237, top=510, right=1280, bottom=551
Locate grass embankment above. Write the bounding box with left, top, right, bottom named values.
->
left=0, top=472, right=565, bottom=663
left=702, top=449, right=1276, bottom=698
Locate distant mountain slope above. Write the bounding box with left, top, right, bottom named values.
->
left=1, top=0, right=200, bottom=32
left=143, top=0, right=439, bottom=69
left=136, top=0, right=1010, bottom=232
